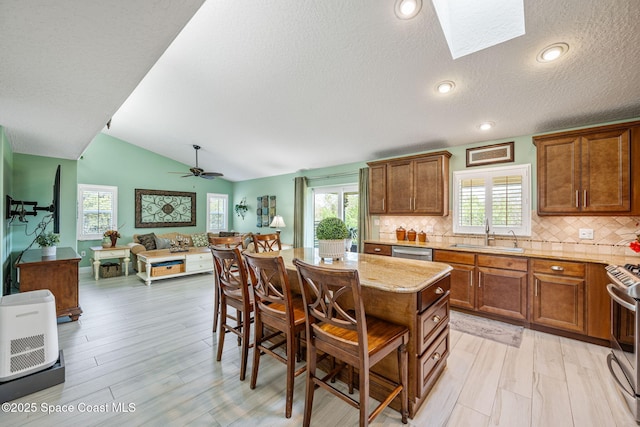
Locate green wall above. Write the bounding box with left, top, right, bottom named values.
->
left=76, top=133, right=234, bottom=266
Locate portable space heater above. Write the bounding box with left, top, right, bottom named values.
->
left=0, top=290, right=59, bottom=382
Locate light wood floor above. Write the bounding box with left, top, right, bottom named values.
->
left=4, top=270, right=637, bottom=426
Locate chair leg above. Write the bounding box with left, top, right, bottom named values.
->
left=359, top=367, right=369, bottom=427
left=285, top=328, right=295, bottom=418
left=250, top=318, right=262, bottom=389
left=398, top=343, right=408, bottom=424
left=212, top=281, right=219, bottom=333
left=239, top=309, right=250, bottom=381
left=237, top=310, right=243, bottom=346
left=216, top=299, right=227, bottom=362
left=302, top=343, right=317, bottom=427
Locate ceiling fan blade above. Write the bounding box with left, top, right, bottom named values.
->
left=181, top=174, right=194, bottom=178
left=201, top=172, right=223, bottom=178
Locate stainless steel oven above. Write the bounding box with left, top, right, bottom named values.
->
left=606, top=264, right=640, bottom=422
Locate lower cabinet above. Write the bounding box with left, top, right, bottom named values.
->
left=531, top=259, right=586, bottom=333
left=433, top=250, right=475, bottom=310
left=477, top=255, right=528, bottom=321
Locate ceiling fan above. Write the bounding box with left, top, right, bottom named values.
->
left=171, top=145, right=223, bottom=179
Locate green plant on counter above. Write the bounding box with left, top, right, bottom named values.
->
left=316, top=217, right=349, bottom=240
left=36, top=232, right=60, bottom=247
left=347, top=227, right=358, bottom=240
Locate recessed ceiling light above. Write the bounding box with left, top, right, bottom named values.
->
left=436, top=81, right=455, bottom=94
left=478, top=122, right=495, bottom=131
left=537, top=42, right=569, bottom=63
left=395, top=0, right=422, bottom=19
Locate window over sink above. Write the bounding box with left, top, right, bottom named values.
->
left=453, top=164, right=531, bottom=236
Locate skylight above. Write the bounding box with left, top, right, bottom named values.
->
left=432, top=0, right=525, bottom=59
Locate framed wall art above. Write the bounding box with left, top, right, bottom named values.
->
left=466, top=141, right=515, bottom=167
left=135, top=189, right=196, bottom=228
left=256, top=195, right=276, bottom=227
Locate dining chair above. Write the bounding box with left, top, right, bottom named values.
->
left=252, top=232, right=282, bottom=253
left=209, top=236, right=245, bottom=332
left=293, top=258, right=409, bottom=427
left=211, top=246, right=253, bottom=381
left=244, top=252, right=307, bottom=418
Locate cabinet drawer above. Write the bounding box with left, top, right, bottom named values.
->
left=532, top=259, right=585, bottom=277
left=418, top=327, right=449, bottom=397
left=97, top=249, right=128, bottom=258
left=417, top=296, right=449, bottom=355
left=418, top=275, right=450, bottom=313
left=434, top=249, right=475, bottom=265
left=477, top=254, right=527, bottom=272
left=187, top=253, right=213, bottom=262
left=186, top=259, right=214, bottom=272
left=363, top=243, right=392, bottom=256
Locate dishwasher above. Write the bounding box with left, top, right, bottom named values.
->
left=391, top=246, right=433, bottom=261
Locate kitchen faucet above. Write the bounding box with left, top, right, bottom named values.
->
left=484, top=219, right=495, bottom=246
left=509, top=230, right=518, bottom=248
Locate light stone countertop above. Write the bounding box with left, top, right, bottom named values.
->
left=365, top=239, right=639, bottom=266
left=268, top=247, right=453, bottom=294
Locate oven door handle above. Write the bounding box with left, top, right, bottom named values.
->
left=607, top=353, right=636, bottom=397
left=607, top=283, right=636, bottom=312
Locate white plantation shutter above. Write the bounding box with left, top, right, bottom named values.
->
left=77, top=184, right=118, bottom=240
left=453, top=164, right=530, bottom=236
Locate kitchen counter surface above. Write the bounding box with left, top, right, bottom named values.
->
left=269, top=247, right=453, bottom=293
left=365, top=239, right=639, bottom=266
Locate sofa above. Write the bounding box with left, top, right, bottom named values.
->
left=128, top=231, right=252, bottom=270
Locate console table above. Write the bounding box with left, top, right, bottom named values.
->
left=90, top=246, right=131, bottom=280
left=136, top=247, right=214, bottom=286
left=17, top=247, right=82, bottom=320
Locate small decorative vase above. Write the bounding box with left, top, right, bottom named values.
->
left=319, top=240, right=345, bottom=260
left=101, top=238, right=111, bottom=248
left=110, top=235, right=118, bottom=247
left=42, top=246, right=56, bottom=257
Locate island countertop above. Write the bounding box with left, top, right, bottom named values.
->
left=275, top=247, right=452, bottom=293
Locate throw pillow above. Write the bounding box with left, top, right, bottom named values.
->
left=154, top=236, right=172, bottom=250
left=138, top=233, right=157, bottom=250
left=191, top=233, right=209, bottom=247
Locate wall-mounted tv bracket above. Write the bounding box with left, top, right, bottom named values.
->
left=6, top=195, right=54, bottom=224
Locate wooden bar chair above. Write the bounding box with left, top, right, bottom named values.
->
left=252, top=232, right=282, bottom=253
left=211, top=246, right=253, bottom=381
left=244, top=252, right=307, bottom=418
left=210, top=236, right=245, bottom=332
left=293, top=258, right=409, bottom=427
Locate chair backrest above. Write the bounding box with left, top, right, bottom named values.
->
left=252, top=233, right=282, bottom=253
left=209, top=235, right=244, bottom=249
left=292, top=258, right=367, bottom=358
left=244, top=253, right=294, bottom=324
left=211, top=246, right=251, bottom=302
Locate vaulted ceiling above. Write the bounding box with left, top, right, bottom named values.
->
left=2, top=1, right=639, bottom=182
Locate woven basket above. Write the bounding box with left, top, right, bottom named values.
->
left=318, top=240, right=345, bottom=260
left=100, top=262, right=121, bottom=278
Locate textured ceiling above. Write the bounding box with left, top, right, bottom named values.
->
left=2, top=0, right=640, bottom=182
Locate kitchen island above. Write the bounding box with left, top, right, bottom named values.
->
left=276, top=247, right=453, bottom=418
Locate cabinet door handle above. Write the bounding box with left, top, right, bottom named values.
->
left=583, top=190, right=587, bottom=208
left=374, top=248, right=381, bottom=252
left=535, top=279, right=539, bottom=297
left=576, top=190, right=579, bottom=208
left=550, top=265, right=564, bottom=271
left=382, top=198, right=385, bottom=210
left=434, top=287, right=444, bottom=295
left=432, top=315, right=441, bottom=323
left=432, top=352, right=441, bottom=361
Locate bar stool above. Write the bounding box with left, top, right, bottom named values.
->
left=211, top=246, right=253, bottom=381
left=244, top=252, right=306, bottom=418
left=209, top=236, right=245, bottom=333
left=252, top=233, right=282, bottom=252
left=293, top=258, right=409, bottom=427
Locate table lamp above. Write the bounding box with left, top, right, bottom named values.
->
left=269, top=215, right=286, bottom=233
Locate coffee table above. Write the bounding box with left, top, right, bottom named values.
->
left=135, top=247, right=214, bottom=286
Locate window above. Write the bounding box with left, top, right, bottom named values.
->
left=311, top=185, right=358, bottom=247
left=453, top=164, right=531, bottom=236
left=207, top=193, right=228, bottom=233
left=77, top=184, right=118, bottom=240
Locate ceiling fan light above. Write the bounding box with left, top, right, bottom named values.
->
left=537, top=42, right=569, bottom=62
left=436, top=81, right=455, bottom=94
left=395, top=0, right=422, bottom=19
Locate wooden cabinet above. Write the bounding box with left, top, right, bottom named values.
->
left=586, top=263, right=611, bottom=340
left=477, top=254, right=528, bottom=321
left=531, top=259, right=586, bottom=333
left=17, top=247, right=82, bottom=320
left=433, top=250, right=475, bottom=310
left=363, top=242, right=392, bottom=256
left=368, top=151, right=451, bottom=216
left=534, top=121, right=640, bottom=215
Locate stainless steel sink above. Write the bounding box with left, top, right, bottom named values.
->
left=449, top=243, right=524, bottom=253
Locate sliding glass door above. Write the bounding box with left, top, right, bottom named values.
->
left=312, top=185, right=358, bottom=250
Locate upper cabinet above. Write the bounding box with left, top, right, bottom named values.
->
left=368, top=151, right=451, bottom=216
left=534, top=121, right=640, bottom=215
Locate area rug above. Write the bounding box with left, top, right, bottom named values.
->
left=449, top=311, right=524, bottom=348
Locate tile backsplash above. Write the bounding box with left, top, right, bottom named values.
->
left=376, top=213, right=640, bottom=257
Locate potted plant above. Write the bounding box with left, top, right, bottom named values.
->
left=36, top=232, right=60, bottom=256
left=316, top=217, right=349, bottom=260
left=234, top=197, right=248, bottom=219
left=346, top=227, right=358, bottom=252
